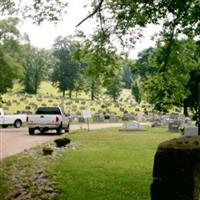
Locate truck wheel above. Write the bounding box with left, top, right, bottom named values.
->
left=29, top=128, right=35, bottom=135
left=14, top=119, right=22, bottom=128
left=56, top=127, right=61, bottom=135
left=65, top=124, right=70, bottom=133
left=2, top=125, right=8, bottom=128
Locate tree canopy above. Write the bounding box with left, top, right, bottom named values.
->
left=0, top=17, right=23, bottom=95
left=0, top=0, right=200, bottom=114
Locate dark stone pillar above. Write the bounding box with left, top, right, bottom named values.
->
left=151, top=136, right=200, bottom=200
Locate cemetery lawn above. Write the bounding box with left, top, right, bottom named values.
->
left=0, top=127, right=179, bottom=200
left=49, top=127, right=179, bottom=200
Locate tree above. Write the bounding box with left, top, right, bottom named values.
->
left=71, top=32, right=120, bottom=100
left=184, top=70, right=200, bottom=116
left=122, top=66, right=133, bottom=89
left=52, top=36, right=82, bottom=98
left=0, top=0, right=68, bottom=24
left=22, top=45, right=54, bottom=94
left=134, top=48, right=156, bottom=80
left=0, top=51, right=21, bottom=94
left=131, top=80, right=142, bottom=104
left=106, top=75, right=123, bottom=102
left=141, top=38, right=199, bottom=112
left=0, top=17, right=23, bottom=95
left=2, top=1, right=200, bottom=48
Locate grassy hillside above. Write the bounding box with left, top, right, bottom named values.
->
left=1, top=81, right=152, bottom=116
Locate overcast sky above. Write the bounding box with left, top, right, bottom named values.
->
left=19, top=0, right=160, bottom=59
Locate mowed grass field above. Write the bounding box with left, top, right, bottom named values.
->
left=49, top=127, right=179, bottom=200
left=0, top=127, right=179, bottom=200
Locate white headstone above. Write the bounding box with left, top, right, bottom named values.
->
left=120, top=121, right=144, bottom=131
left=82, top=109, right=91, bottom=119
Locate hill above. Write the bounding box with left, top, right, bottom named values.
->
left=1, top=81, right=151, bottom=116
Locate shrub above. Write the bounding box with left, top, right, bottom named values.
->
left=43, top=146, right=54, bottom=155
left=54, top=138, right=71, bottom=147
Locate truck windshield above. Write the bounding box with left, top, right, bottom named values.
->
left=36, top=107, right=61, bottom=115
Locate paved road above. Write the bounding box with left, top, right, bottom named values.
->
left=0, top=123, right=122, bottom=160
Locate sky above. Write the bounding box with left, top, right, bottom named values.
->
left=19, top=0, right=160, bottom=59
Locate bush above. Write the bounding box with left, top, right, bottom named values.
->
left=43, top=146, right=54, bottom=155
left=54, top=138, right=71, bottom=147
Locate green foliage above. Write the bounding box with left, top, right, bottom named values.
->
left=21, top=45, right=52, bottom=94
left=42, top=146, right=54, bottom=155
left=133, top=38, right=200, bottom=112
left=52, top=36, right=82, bottom=97
left=134, top=48, right=156, bottom=80
left=0, top=0, right=68, bottom=24
left=131, top=81, right=141, bottom=104
left=106, top=75, right=123, bottom=102
left=0, top=17, right=23, bottom=95
left=0, top=50, right=21, bottom=94
left=122, top=66, right=133, bottom=89
left=54, top=138, right=71, bottom=147
left=102, top=0, right=200, bottom=41
left=71, top=33, right=121, bottom=100
left=184, top=70, right=200, bottom=114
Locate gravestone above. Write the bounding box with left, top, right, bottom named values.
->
left=122, top=113, right=133, bottom=121
left=185, top=117, right=193, bottom=127
left=93, top=113, right=104, bottom=122
left=152, top=119, right=163, bottom=128
left=137, top=112, right=145, bottom=122
left=109, top=114, right=119, bottom=123
left=161, top=115, right=170, bottom=125
left=183, top=127, right=198, bottom=136
left=78, top=117, right=85, bottom=123
left=119, top=121, right=144, bottom=131
left=151, top=136, right=200, bottom=200
left=168, top=120, right=181, bottom=132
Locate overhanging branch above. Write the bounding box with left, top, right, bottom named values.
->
left=76, top=0, right=104, bottom=27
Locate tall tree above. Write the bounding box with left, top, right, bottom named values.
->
left=52, top=36, right=81, bottom=98
left=122, top=66, right=133, bottom=89
left=143, top=38, right=199, bottom=112
left=0, top=17, right=22, bottom=95
left=71, top=32, right=119, bottom=100
left=106, top=75, right=123, bottom=102
left=184, top=70, right=200, bottom=116
left=22, top=45, right=52, bottom=94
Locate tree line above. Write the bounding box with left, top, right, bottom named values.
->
left=0, top=0, right=200, bottom=117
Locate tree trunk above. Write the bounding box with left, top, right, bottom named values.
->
left=91, top=81, right=95, bottom=101
left=69, top=90, right=72, bottom=99
left=62, top=90, right=65, bottom=97
left=183, top=100, right=188, bottom=116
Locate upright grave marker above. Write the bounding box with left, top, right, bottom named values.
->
left=82, top=108, right=91, bottom=131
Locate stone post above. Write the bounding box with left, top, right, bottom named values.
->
left=151, top=136, right=200, bottom=200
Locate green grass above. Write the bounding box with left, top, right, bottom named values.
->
left=49, top=127, right=179, bottom=200
left=0, top=127, right=179, bottom=200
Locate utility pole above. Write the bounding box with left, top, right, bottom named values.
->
left=198, top=82, right=200, bottom=135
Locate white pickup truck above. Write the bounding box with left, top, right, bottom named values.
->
left=27, top=106, right=70, bottom=135
left=0, top=108, right=27, bottom=128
